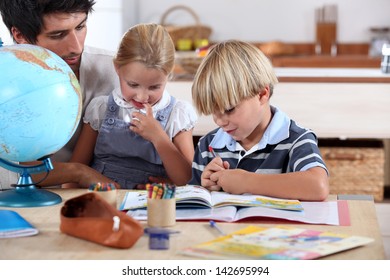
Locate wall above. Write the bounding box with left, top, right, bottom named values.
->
left=0, top=0, right=124, bottom=51
left=2, top=0, right=389, bottom=51
left=127, top=0, right=390, bottom=43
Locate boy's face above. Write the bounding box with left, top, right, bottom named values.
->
left=15, top=12, right=88, bottom=77
left=115, top=61, right=168, bottom=109
left=212, top=89, right=271, bottom=148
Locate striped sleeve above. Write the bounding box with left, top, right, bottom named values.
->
left=189, top=130, right=218, bottom=185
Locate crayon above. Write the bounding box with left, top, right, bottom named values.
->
left=151, top=185, right=159, bottom=199
left=156, top=187, right=163, bottom=199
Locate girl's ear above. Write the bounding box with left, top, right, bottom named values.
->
left=113, top=62, right=120, bottom=75
left=11, top=27, right=29, bottom=44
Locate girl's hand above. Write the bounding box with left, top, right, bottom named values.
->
left=201, top=157, right=229, bottom=191
left=130, top=103, right=166, bottom=143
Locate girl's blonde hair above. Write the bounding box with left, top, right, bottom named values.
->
left=113, top=23, right=175, bottom=75
left=192, top=40, right=278, bottom=115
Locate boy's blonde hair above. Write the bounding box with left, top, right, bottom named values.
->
left=192, top=40, right=278, bottom=115
left=113, top=23, right=175, bottom=75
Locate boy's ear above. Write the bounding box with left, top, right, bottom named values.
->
left=11, top=27, right=29, bottom=44
left=258, top=85, right=271, bottom=102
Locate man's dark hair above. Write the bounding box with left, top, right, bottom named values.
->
left=0, top=0, right=95, bottom=44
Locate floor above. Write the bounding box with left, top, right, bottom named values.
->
left=375, top=196, right=390, bottom=259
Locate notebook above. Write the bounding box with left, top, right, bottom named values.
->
left=0, top=209, right=38, bottom=238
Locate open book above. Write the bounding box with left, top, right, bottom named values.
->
left=127, top=200, right=346, bottom=225
left=120, top=185, right=303, bottom=211
left=122, top=185, right=348, bottom=225
left=180, top=225, right=373, bottom=260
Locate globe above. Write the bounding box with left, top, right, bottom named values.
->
left=0, top=44, right=82, bottom=162
left=0, top=44, right=82, bottom=207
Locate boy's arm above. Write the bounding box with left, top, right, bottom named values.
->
left=210, top=166, right=329, bottom=201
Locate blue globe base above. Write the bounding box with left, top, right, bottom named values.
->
left=0, top=185, right=62, bottom=207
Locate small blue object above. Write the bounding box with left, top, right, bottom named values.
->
left=209, top=220, right=226, bottom=236
left=144, top=228, right=179, bottom=250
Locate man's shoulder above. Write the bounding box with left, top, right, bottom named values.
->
left=80, top=46, right=118, bottom=87
left=83, top=45, right=116, bottom=58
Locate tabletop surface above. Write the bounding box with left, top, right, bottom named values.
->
left=0, top=189, right=385, bottom=260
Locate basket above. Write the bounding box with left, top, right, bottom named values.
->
left=160, top=5, right=212, bottom=50
left=320, top=146, right=384, bottom=201
left=175, top=52, right=204, bottom=75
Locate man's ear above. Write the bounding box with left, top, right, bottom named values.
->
left=11, top=27, right=29, bottom=44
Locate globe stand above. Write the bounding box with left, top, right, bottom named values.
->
left=0, top=158, right=62, bottom=207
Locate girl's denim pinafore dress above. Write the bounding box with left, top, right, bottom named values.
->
left=91, top=94, right=175, bottom=189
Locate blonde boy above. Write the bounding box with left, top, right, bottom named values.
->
left=190, top=40, right=329, bottom=201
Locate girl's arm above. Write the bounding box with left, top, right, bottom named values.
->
left=154, top=129, right=194, bottom=186
left=211, top=166, right=329, bottom=201
left=27, top=124, right=117, bottom=189
left=69, top=123, right=97, bottom=165
left=131, top=104, right=194, bottom=185
left=62, top=123, right=98, bottom=188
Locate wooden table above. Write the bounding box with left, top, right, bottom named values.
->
left=0, top=189, right=385, bottom=260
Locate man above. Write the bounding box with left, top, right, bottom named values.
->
left=0, top=0, right=119, bottom=188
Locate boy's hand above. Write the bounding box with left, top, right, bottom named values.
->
left=201, top=157, right=229, bottom=191
left=210, top=168, right=247, bottom=194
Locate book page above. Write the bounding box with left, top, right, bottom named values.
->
left=181, top=225, right=374, bottom=260
left=119, top=190, right=147, bottom=210
left=176, top=206, right=238, bottom=222
left=210, top=191, right=303, bottom=211
left=127, top=206, right=238, bottom=222
left=175, top=185, right=213, bottom=208
left=234, top=201, right=341, bottom=225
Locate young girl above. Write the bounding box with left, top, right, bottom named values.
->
left=190, top=40, right=329, bottom=201
left=67, top=23, right=197, bottom=189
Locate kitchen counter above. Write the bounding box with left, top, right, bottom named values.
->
left=167, top=80, right=390, bottom=138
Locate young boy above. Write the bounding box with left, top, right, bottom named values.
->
left=189, top=40, right=329, bottom=201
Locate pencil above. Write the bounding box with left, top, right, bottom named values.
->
left=209, top=220, right=225, bottom=236
left=208, top=146, right=217, bottom=157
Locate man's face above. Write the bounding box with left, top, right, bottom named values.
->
left=33, top=12, right=88, bottom=76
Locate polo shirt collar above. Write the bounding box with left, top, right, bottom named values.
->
left=210, top=106, right=291, bottom=152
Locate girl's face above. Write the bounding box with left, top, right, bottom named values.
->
left=212, top=89, right=271, bottom=148
left=115, top=61, right=168, bottom=109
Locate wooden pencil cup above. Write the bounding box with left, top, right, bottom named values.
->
left=147, top=198, right=176, bottom=227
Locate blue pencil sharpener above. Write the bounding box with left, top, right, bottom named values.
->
left=144, top=227, right=179, bottom=250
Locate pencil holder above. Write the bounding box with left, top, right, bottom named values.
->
left=88, top=183, right=117, bottom=208
left=147, top=198, right=176, bottom=227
